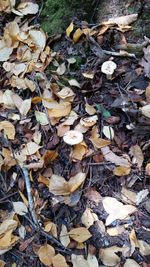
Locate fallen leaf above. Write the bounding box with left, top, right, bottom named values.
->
left=113, top=166, right=131, bottom=176
left=130, top=145, right=144, bottom=169
left=124, top=259, right=140, bottom=267
left=0, top=219, right=18, bottom=235
left=35, top=111, right=49, bottom=125
left=121, top=187, right=136, bottom=205
left=13, top=201, right=28, bottom=215
left=99, top=246, right=123, bottom=266
left=103, top=197, right=136, bottom=225
left=38, top=244, right=55, bottom=266
left=138, top=240, right=150, bottom=256
left=0, top=46, right=13, bottom=62
left=87, top=254, right=99, bottom=267
left=29, top=29, right=46, bottom=50
left=106, top=14, right=138, bottom=26
left=85, top=103, right=96, bottom=115
left=16, top=2, right=39, bottom=15
left=66, top=22, right=74, bottom=37
left=80, top=116, right=98, bottom=127
left=71, top=141, right=88, bottom=161
left=19, top=99, right=31, bottom=116
left=101, top=146, right=131, bottom=167
left=48, top=102, right=71, bottom=118
left=68, top=79, right=80, bottom=88
left=81, top=208, right=98, bottom=228
left=103, top=126, right=114, bottom=139
left=52, top=254, right=69, bottom=267
left=71, top=254, right=90, bottom=267
left=141, top=104, right=150, bottom=118
left=82, top=72, right=94, bottom=79
left=140, top=46, right=150, bottom=78
left=136, top=189, right=149, bottom=205
left=68, top=227, right=91, bottom=242
left=145, top=163, right=150, bottom=175
left=73, top=28, right=83, bottom=43
left=90, top=126, right=110, bottom=149
left=22, top=142, right=41, bottom=155
left=0, top=260, right=5, bottom=267
left=0, top=121, right=15, bottom=140
left=56, top=63, right=66, bottom=75
left=145, top=84, right=150, bottom=103
left=49, top=172, right=86, bottom=196
left=60, top=225, right=70, bottom=247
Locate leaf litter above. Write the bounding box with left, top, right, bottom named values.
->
left=0, top=1, right=150, bottom=267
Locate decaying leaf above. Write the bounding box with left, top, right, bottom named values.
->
left=22, top=142, right=41, bottom=155
left=68, top=227, right=91, bottom=242
left=0, top=260, right=5, bottom=267
left=136, top=189, right=149, bottom=205
left=103, top=197, right=136, bottom=225
left=49, top=172, right=86, bottom=196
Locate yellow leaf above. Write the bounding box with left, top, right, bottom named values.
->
left=0, top=121, right=15, bottom=140
left=68, top=227, right=92, bottom=242
left=71, top=142, right=88, bottom=161
left=0, top=219, right=18, bottom=235
left=52, top=254, right=69, bottom=267
left=90, top=126, right=110, bottom=148
left=38, top=244, right=55, bottom=266
left=113, top=166, right=131, bottom=176
left=38, top=175, right=50, bottom=186
left=73, top=28, right=83, bottom=43
left=66, top=22, right=74, bottom=37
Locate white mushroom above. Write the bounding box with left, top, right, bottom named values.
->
left=101, top=60, right=117, bottom=80
left=63, top=130, right=83, bottom=145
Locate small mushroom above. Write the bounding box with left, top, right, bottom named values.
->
left=63, top=130, right=83, bottom=145
left=101, top=60, right=117, bottom=80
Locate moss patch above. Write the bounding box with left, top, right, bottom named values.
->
left=41, top=0, right=94, bottom=35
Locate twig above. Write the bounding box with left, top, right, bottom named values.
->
left=21, top=167, right=39, bottom=226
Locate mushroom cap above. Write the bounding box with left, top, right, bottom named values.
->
left=101, top=61, right=117, bottom=75
left=63, top=130, right=83, bottom=145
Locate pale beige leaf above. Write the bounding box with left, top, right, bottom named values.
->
left=141, top=104, right=150, bottom=118
left=87, top=254, right=99, bottom=267
left=82, top=72, right=94, bottom=79
left=0, top=47, right=13, bottom=61
left=0, top=219, right=18, bottom=235
left=124, top=259, right=140, bottom=267
left=101, top=146, right=131, bottom=167
left=138, top=240, right=150, bottom=256
left=0, top=230, right=19, bottom=250
left=0, top=121, right=15, bottom=140
left=60, top=225, right=70, bottom=247
left=103, top=126, right=114, bottom=139
left=17, top=2, right=39, bottom=15
left=2, top=90, right=15, bottom=108
left=35, top=111, right=49, bottom=125
left=130, top=145, right=144, bottom=169
left=19, top=99, right=31, bottom=116
left=99, top=246, right=123, bottom=266
left=136, top=189, right=149, bottom=205
left=56, top=87, right=75, bottom=99
left=81, top=208, right=96, bottom=228
left=68, top=227, right=92, bottom=242
left=52, top=254, right=69, bottom=267
left=68, top=79, right=80, bottom=88
left=56, top=63, right=66, bottom=75
left=29, top=29, right=46, bottom=50
left=121, top=187, right=136, bottom=205
left=33, top=131, right=42, bottom=144
left=71, top=254, right=90, bottom=267
left=71, top=141, right=88, bottom=161
left=22, top=142, right=41, bottom=155
left=48, top=102, right=71, bottom=118
left=38, top=244, right=55, bottom=266
left=85, top=103, right=96, bottom=115
left=13, top=201, right=28, bottom=215
left=107, top=14, right=138, bottom=26
left=3, top=62, right=26, bottom=75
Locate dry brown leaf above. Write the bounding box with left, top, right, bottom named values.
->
left=90, top=126, right=110, bottom=149
left=10, top=76, right=36, bottom=91
left=66, top=22, right=74, bottom=37
left=130, top=145, right=144, bottom=169
left=38, top=244, right=55, bottom=266
left=68, top=227, right=92, bottom=242
left=3, top=62, right=26, bottom=75
left=56, top=87, right=75, bottom=100
left=48, top=102, right=71, bottom=118
left=113, top=166, right=131, bottom=176
left=60, top=225, right=70, bottom=247
left=0, top=260, right=5, bottom=267
left=0, top=121, right=15, bottom=140
left=87, top=254, right=99, bottom=267
left=124, top=259, right=140, bottom=267
left=99, top=246, right=124, bottom=266
left=101, top=146, right=131, bottom=167
left=52, top=254, right=69, bottom=267
left=49, top=172, right=86, bottom=196
left=71, top=142, right=88, bottom=161
left=103, top=197, right=136, bottom=226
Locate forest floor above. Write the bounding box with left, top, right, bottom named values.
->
left=0, top=1, right=150, bottom=267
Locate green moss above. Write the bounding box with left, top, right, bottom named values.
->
left=41, top=0, right=93, bottom=35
